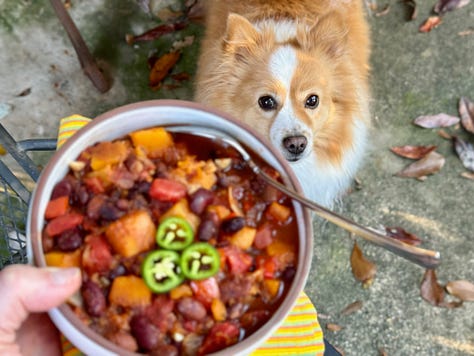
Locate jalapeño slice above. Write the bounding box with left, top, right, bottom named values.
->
left=142, top=250, right=184, bottom=293
left=180, top=242, right=220, bottom=280
left=156, top=216, right=194, bottom=250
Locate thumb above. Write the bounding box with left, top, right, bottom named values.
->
left=0, top=265, right=81, bottom=334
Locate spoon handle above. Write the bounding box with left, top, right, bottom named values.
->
left=255, top=167, right=441, bottom=269
left=49, top=0, right=110, bottom=93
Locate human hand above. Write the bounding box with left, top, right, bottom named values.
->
left=0, top=264, right=81, bottom=355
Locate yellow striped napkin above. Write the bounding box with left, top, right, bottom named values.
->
left=57, top=115, right=325, bottom=356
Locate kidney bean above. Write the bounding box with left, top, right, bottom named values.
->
left=181, top=333, right=204, bottom=356
left=86, top=195, right=107, bottom=220
left=108, top=331, right=138, bottom=352
left=197, top=212, right=219, bottom=241
left=221, top=216, right=245, bottom=234
left=82, top=280, right=106, bottom=317
left=189, top=188, right=215, bottom=215
left=149, top=344, right=179, bottom=356
left=51, top=178, right=73, bottom=199
left=130, top=314, right=160, bottom=351
left=75, top=185, right=90, bottom=205
left=176, top=297, right=207, bottom=321
left=56, top=228, right=83, bottom=251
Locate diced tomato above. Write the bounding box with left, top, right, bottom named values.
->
left=82, top=235, right=113, bottom=274
left=253, top=224, right=273, bottom=249
left=221, top=246, right=253, bottom=274
left=45, top=212, right=84, bottom=237
left=149, top=178, right=187, bottom=202
left=83, top=176, right=105, bottom=194
left=190, top=277, right=220, bottom=308
left=198, top=321, right=240, bottom=355
left=45, top=196, right=70, bottom=219
left=256, top=256, right=278, bottom=279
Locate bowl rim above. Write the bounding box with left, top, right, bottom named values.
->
left=28, top=99, right=313, bottom=356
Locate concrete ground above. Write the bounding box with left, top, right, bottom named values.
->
left=1, top=0, right=473, bottom=355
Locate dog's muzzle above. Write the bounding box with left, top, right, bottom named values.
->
left=282, top=135, right=307, bottom=161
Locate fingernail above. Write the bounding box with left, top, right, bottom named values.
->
left=49, top=267, right=81, bottom=286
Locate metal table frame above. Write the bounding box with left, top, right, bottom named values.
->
left=0, top=123, right=56, bottom=268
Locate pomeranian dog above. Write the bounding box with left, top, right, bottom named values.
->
left=194, top=0, right=371, bottom=208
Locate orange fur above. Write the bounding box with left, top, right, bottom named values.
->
left=195, top=0, right=371, bottom=207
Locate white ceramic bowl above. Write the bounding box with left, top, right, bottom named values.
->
left=27, top=99, right=313, bottom=356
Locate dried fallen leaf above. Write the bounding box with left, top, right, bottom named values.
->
left=458, top=27, right=474, bottom=36
left=460, top=171, right=474, bottom=179
left=126, top=21, right=187, bottom=44
left=339, top=300, right=363, bottom=316
left=453, top=136, right=474, bottom=172
left=149, top=51, right=181, bottom=90
left=16, top=87, right=31, bottom=97
left=350, top=241, right=376, bottom=286
left=420, top=269, right=463, bottom=308
left=458, top=97, right=474, bottom=134
left=446, top=280, right=474, bottom=301
left=419, top=16, right=442, bottom=33
left=433, top=0, right=471, bottom=14
left=326, top=323, right=344, bottom=332
left=390, top=145, right=437, bottom=159
left=438, top=129, right=453, bottom=140
left=374, top=4, right=391, bottom=17
left=385, top=226, right=423, bottom=246
left=413, top=113, right=460, bottom=128
left=379, top=348, right=389, bottom=356
left=395, top=151, right=445, bottom=179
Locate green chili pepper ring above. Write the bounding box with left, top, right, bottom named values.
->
left=156, top=216, right=194, bottom=250
left=180, top=242, right=220, bottom=280
left=142, top=250, right=184, bottom=293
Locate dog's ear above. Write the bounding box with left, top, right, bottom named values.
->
left=302, top=14, right=348, bottom=59
left=223, top=13, right=261, bottom=57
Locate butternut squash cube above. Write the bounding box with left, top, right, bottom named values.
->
left=109, top=275, right=151, bottom=307
left=129, top=127, right=173, bottom=158
left=45, top=249, right=82, bottom=268
left=105, top=210, right=156, bottom=257
left=89, top=141, right=130, bottom=171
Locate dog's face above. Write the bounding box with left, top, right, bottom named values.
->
left=206, top=13, right=360, bottom=170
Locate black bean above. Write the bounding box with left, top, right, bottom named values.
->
left=108, top=264, right=127, bottom=280
left=82, top=280, right=106, bottom=317
left=130, top=314, right=160, bottom=351
left=99, top=202, right=124, bottom=221
left=189, top=188, right=215, bottom=215
left=281, top=266, right=296, bottom=282
left=221, top=216, right=246, bottom=234
left=57, top=228, right=83, bottom=251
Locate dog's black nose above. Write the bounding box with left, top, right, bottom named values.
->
left=283, top=135, right=307, bottom=155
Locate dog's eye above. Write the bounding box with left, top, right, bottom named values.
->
left=258, top=96, right=277, bottom=111
left=305, top=94, right=319, bottom=109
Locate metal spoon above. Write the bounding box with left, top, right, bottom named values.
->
left=168, top=125, right=441, bottom=269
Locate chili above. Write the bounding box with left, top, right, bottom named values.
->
left=180, top=242, right=220, bottom=280
left=142, top=250, right=184, bottom=293
left=156, top=217, right=194, bottom=251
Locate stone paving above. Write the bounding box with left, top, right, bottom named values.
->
left=0, top=1, right=473, bottom=355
